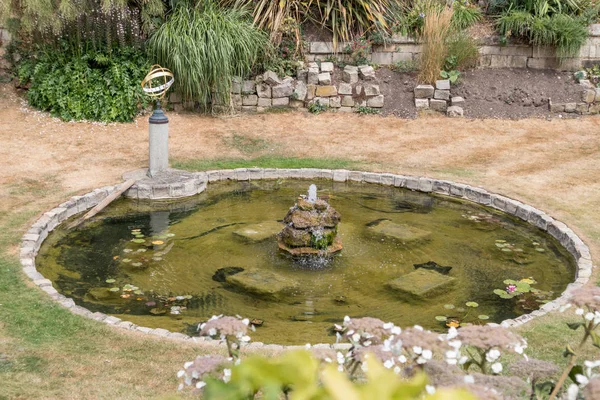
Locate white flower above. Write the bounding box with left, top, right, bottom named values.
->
left=364, top=340, right=372, bottom=346
left=361, top=362, right=369, bottom=372
left=344, top=316, right=350, bottom=323
left=398, top=355, right=407, bottom=363
left=446, top=358, right=457, bottom=365
left=195, top=381, right=206, bottom=389
left=384, top=360, right=395, bottom=369
left=514, top=344, right=525, bottom=354
left=422, top=349, right=433, bottom=360
left=425, top=385, right=436, bottom=394
left=449, top=340, right=462, bottom=350
left=325, top=357, right=332, bottom=363
left=184, top=361, right=193, bottom=369
left=486, top=349, right=501, bottom=362
left=586, top=312, right=595, bottom=321
left=337, top=352, right=345, bottom=364
left=391, top=326, right=401, bottom=335
left=447, top=326, right=458, bottom=340
left=208, top=328, right=217, bottom=336
left=491, top=362, right=503, bottom=374
left=383, top=322, right=394, bottom=329
left=223, top=369, right=231, bottom=383
left=576, top=308, right=585, bottom=315
left=567, top=384, right=580, bottom=400
left=338, top=365, right=344, bottom=372
left=240, top=335, right=251, bottom=342
left=464, top=375, right=475, bottom=384
left=305, top=343, right=312, bottom=349
left=413, top=346, right=423, bottom=354
left=575, top=374, right=589, bottom=386
left=459, top=356, right=468, bottom=365
left=414, top=325, right=424, bottom=331
left=417, top=357, right=427, bottom=364
left=242, top=318, right=249, bottom=326
left=177, top=370, right=185, bottom=378
left=446, top=350, right=458, bottom=359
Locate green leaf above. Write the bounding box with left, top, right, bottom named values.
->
left=567, top=322, right=584, bottom=331
left=444, top=304, right=455, bottom=310
left=564, top=345, right=577, bottom=357
left=568, top=364, right=584, bottom=383
left=105, top=279, right=116, bottom=283
left=478, top=315, right=490, bottom=320
left=131, top=239, right=145, bottom=244
left=465, top=302, right=479, bottom=308
left=109, top=287, right=120, bottom=292
left=591, top=331, right=600, bottom=349
left=435, top=316, right=448, bottom=322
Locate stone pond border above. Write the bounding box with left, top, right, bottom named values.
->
left=20, top=168, right=595, bottom=349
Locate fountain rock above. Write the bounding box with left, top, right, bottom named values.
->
left=367, top=219, right=431, bottom=244
left=387, top=269, right=456, bottom=300
left=225, top=269, right=299, bottom=300
left=278, top=185, right=342, bottom=256
left=233, top=221, right=283, bottom=242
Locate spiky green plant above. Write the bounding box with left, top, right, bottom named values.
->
left=148, top=1, right=271, bottom=111
left=224, top=0, right=398, bottom=48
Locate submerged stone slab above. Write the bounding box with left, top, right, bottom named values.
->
left=226, top=269, right=299, bottom=299
left=367, top=220, right=431, bottom=244
left=387, top=269, right=456, bottom=299
left=233, top=221, right=283, bottom=242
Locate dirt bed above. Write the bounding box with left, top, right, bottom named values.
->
left=371, top=67, right=584, bottom=120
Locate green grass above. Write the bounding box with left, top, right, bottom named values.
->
left=171, top=156, right=363, bottom=172
left=222, top=133, right=272, bottom=155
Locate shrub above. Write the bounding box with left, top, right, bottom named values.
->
left=356, top=106, right=380, bottom=114
left=308, top=100, right=328, bottom=114
left=451, top=1, right=483, bottom=30
left=445, top=31, right=480, bottom=70
left=148, top=1, right=271, bottom=111
left=345, top=37, right=372, bottom=65
left=24, top=45, right=150, bottom=122
left=418, top=5, right=454, bottom=84
left=390, top=59, right=419, bottom=72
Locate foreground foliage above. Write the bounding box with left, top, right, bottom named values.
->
left=20, top=45, right=150, bottom=122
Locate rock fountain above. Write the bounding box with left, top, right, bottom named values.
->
left=277, top=184, right=342, bottom=256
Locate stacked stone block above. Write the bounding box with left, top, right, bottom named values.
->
left=549, top=77, right=600, bottom=115
left=413, top=80, right=464, bottom=117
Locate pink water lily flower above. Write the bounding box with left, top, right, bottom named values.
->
left=506, top=284, right=517, bottom=293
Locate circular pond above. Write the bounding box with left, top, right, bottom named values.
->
left=37, top=179, right=576, bottom=344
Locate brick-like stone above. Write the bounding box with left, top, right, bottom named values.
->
left=435, top=80, right=450, bottom=90
left=329, top=96, right=341, bottom=108
left=316, top=85, right=338, bottom=97
left=371, top=52, right=391, bottom=65
left=242, top=95, right=258, bottom=106
left=343, top=66, right=359, bottom=84
left=447, top=106, right=464, bottom=117
left=242, top=80, right=256, bottom=94
left=414, top=85, right=435, bottom=98
left=583, top=89, right=596, bottom=103
left=263, top=70, right=281, bottom=86
left=348, top=171, right=364, bottom=182
left=338, top=82, right=353, bottom=95
left=451, top=96, right=465, bottom=106
left=292, top=81, right=307, bottom=101
left=381, top=174, right=395, bottom=186
left=272, top=97, right=290, bottom=107
left=231, top=77, right=242, bottom=94
left=257, top=97, right=271, bottom=107
left=364, top=84, right=380, bottom=96
left=429, top=99, right=447, bottom=112
left=550, top=102, right=565, bottom=113
left=359, top=65, right=375, bottom=80
left=310, top=42, right=335, bottom=54
left=576, top=103, right=589, bottom=114
left=241, top=106, right=257, bottom=112
left=434, top=90, right=450, bottom=100
left=306, top=85, right=317, bottom=100
left=320, top=62, right=334, bottom=72
left=364, top=173, right=381, bottom=184
left=272, top=83, right=293, bottom=98
left=565, top=103, right=577, bottom=113
left=415, top=98, right=429, bottom=109
left=341, top=96, right=354, bottom=107
left=333, top=169, right=349, bottom=182
left=367, top=95, right=384, bottom=108
left=256, top=83, right=271, bottom=98
left=318, top=72, right=331, bottom=85
left=308, top=68, right=319, bottom=85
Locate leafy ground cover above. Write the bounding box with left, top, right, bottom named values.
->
left=0, top=82, right=599, bottom=398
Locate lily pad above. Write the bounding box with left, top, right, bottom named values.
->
left=444, top=304, right=455, bottom=310
left=501, top=248, right=512, bottom=253
left=478, top=315, right=490, bottom=320
left=495, top=243, right=506, bottom=248
left=152, top=257, right=163, bottom=261
left=435, top=316, right=448, bottom=322
left=131, top=262, right=143, bottom=267
left=495, top=240, right=507, bottom=243
left=123, top=249, right=133, bottom=253
left=109, top=287, right=120, bottom=292
left=152, top=240, right=165, bottom=245
left=134, top=290, right=143, bottom=295
left=105, top=279, right=116, bottom=283
left=166, top=233, right=175, bottom=237
left=535, top=248, right=545, bottom=253
left=136, top=249, right=147, bottom=253
left=122, top=258, right=131, bottom=263
left=466, top=301, right=479, bottom=308
left=132, top=239, right=145, bottom=244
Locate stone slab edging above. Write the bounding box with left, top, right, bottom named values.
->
left=20, top=168, right=595, bottom=349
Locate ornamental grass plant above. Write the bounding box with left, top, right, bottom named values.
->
left=418, top=4, right=454, bottom=85
left=148, top=0, right=271, bottom=111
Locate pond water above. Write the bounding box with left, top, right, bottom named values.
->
left=37, top=180, right=576, bottom=344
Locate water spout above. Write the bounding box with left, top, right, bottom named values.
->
left=307, top=184, right=318, bottom=203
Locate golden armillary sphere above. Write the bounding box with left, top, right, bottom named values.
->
left=141, top=65, right=174, bottom=100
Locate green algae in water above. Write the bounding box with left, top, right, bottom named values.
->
left=36, top=180, right=577, bottom=345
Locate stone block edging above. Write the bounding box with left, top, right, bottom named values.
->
left=20, top=169, right=594, bottom=347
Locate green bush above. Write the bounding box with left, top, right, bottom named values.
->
left=24, top=45, right=150, bottom=122
left=445, top=31, right=480, bottom=70
left=451, top=1, right=483, bottom=30
left=148, top=1, right=271, bottom=111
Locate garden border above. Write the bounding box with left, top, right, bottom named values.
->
left=19, top=168, right=595, bottom=350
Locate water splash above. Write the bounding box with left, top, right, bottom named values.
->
left=307, top=184, right=317, bottom=203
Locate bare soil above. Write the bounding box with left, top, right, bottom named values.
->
left=1, top=81, right=600, bottom=399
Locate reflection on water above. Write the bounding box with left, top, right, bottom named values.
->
left=36, top=180, right=576, bottom=344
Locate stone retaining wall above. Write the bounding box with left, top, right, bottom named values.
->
left=20, top=169, right=595, bottom=347
left=307, top=25, right=600, bottom=71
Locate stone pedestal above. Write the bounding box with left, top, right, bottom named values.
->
left=148, top=104, right=169, bottom=178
